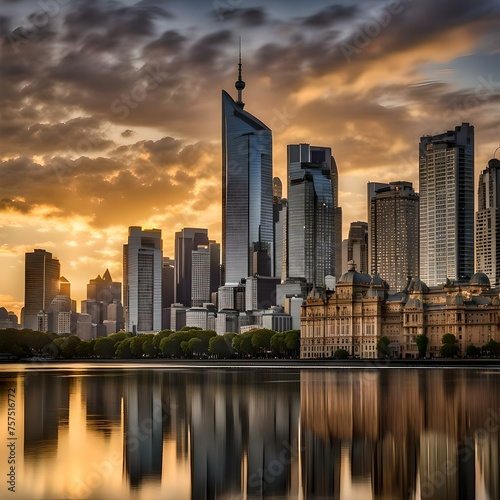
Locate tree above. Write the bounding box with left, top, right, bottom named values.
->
left=284, top=330, right=300, bottom=356
left=240, top=334, right=255, bottom=357
left=482, top=339, right=500, bottom=357
left=440, top=333, right=460, bottom=358
left=154, top=330, right=174, bottom=351
left=115, top=338, right=134, bottom=359
left=142, top=337, right=157, bottom=358
left=61, top=335, right=81, bottom=358
left=376, top=336, right=391, bottom=358
left=209, top=335, right=232, bottom=358
left=232, top=335, right=242, bottom=356
left=415, top=334, right=429, bottom=358
left=333, top=348, right=349, bottom=359
left=466, top=344, right=480, bottom=357
left=270, top=333, right=286, bottom=356
left=75, top=340, right=93, bottom=358
left=94, top=337, right=117, bottom=358
left=160, top=335, right=183, bottom=358
left=251, top=329, right=275, bottom=356
left=188, top=337, right=203, bottom=357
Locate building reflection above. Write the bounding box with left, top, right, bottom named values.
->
left=300, top=369, right=500, bottom=500
left=23, top=372, right=69, bottom=460
left=11, top=366, right=500, bottom=499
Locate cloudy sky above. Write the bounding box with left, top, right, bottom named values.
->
left=1, top=0, right=499, bottom=316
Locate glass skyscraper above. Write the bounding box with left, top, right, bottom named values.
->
left=476, top=158, right=500, bottom=285
left=23, top=249, right=60, bottom=329
left=286, top=144, right=336, bottom=288
left=370, top=181, right=420, bottom=291
left=222, top=56, right=273, bottom=285
left=123, top=226, right=162, bottom=333
left=419, top=123, right=474, bottom=286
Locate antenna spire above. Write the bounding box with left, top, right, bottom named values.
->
left=235, top=37, right=245, bottom=109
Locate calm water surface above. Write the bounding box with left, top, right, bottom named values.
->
left=0, top=363, right=499, bottom=500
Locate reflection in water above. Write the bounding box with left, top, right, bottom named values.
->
left=0, top=366, right=499, bottom=499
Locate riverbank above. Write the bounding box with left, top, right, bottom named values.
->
left=1, top=357, right=500, bottom=370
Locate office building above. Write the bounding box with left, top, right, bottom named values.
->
left=192, top=245, right=211, bottom=307
left=175, top=228, right=209, bottom=307
left=222, top=52, right=273, bottom=284
left=87, top=269, right=121, bottom=305
left=344, top=221, right=369, bottom=274
left=370, top=182, right=419, bottom=291
left=162, top=257, right=175, bottom=330
left=476, top=158, right=500, bottom=285
left=286, top=144, right=336, bottom=288
left=419, top=123, right=474, bottom=286
left=331, top=158, right=342, bottom=279
left=123, top=227, right=162, bottom=333
left=273, top=177, right=287, bottom=279
left=24, top=249, right=60, bottom=330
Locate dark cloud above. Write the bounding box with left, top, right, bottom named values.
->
left=0, top=117, right=115, bottom=157
left=212, top=7, right=268, bottom=27
left=143, top=29, right=187, bottom=57
left=300, top=4, right=359, bottom=27
left=121, top=129, right=135, bottom=137
left=0, top=198, right=31, bottom=214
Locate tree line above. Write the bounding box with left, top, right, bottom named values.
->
left=0, top=327, right=300, bottom=360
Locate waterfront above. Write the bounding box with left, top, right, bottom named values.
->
left=0, top=364, right=499, bottom=499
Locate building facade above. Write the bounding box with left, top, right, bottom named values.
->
left=300, top=263, right=500, bottom=359
left=476, top=158, right=500, bottom=286
left=419, top=123, right=474, bottom=286
left=222, top=59, right=273, bottom=285
left=370, top=181, right=419, bottom=291
left=174, top=228, right=209, bottom=307
left=24, top=249, right=61, bottom=330
left=344, top=221, right=369, bottom=274
left=192, top=245, right=211, bottom=307
left=123, top=227, right=162, bottom=333
left=286, top=144, right=337, bottom=288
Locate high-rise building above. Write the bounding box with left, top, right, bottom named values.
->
left=286, top=143, right=336, bottom=288
left=419, top=123, right=474, bottom=285
left=24, top=249, right=60, bottom=330
left=370, top=182, right=419, bottom=291
left=345, top=221, right=369, bottom=274
left=123, top=227, right=162, bottom=334
left=87, top=269, right=121, bottom=305
left=161, top=257, right=175, bottom=330
left=209, top=241, right=221, bottom=296
left=331, top=158, right=342, bottom=279
left=192, top=245, right=211, bottom=307
left=175, top=228, right=209, bottom=307
left=367, top=182, right=389, bottom=274
left=222, top=51, right=273, bottom=285
left=273, top=177, right=287, bottom=280
left=476, top=158, right=500, bottom=285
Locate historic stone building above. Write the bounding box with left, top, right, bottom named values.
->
left=300, top=261, right=500, bottom=359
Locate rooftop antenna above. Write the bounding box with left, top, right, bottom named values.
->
left=235, top=37, right=245, bottom=109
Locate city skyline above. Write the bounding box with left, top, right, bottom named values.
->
left=1, top=0, right=500, bottom=315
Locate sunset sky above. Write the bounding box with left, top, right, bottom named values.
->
left=1, top=0, right=499, bottom=316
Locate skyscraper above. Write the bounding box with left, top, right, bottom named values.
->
left=24, top=249, right=60, bottom=329
left=191, top=245, right=211, bottom=307
left=123, top=227, right=162, bottom=334
left=370, top=182, right=419, bottom=291
left=174, top=228, right=209, bottom=306
left=222, top=49, right=273, bottom=285
left=286, top=143, right=336, bottom=288
left=476, top=158, right=500, bottom=285
left=344, top=221, right=369, bottom=274
left=87, top=269, right=121, bottom=305
left=419, top=123, right=474, bottom=285
left=331, top=158, right=343, bottom=279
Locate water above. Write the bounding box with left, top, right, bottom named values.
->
left=0, top=362, right=499, bottom=499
